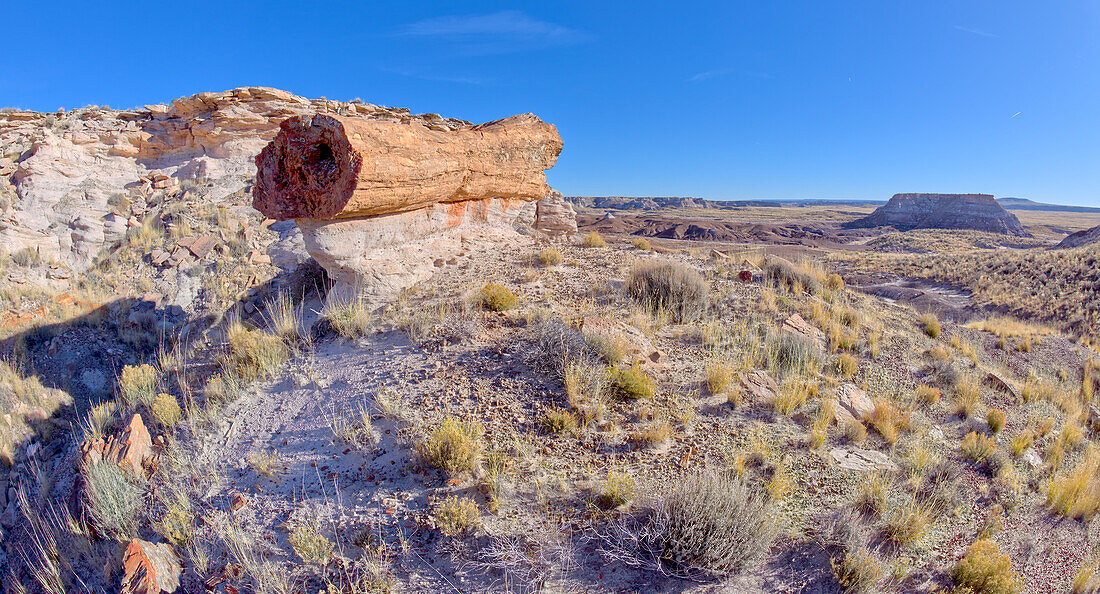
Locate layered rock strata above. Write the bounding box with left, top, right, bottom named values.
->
left=846, top=193, right=1029, bottom=236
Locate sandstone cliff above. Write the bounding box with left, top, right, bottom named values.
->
left=846, top=193, right=1029, bottom=236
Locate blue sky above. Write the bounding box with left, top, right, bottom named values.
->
left=3, top=1, right=1099, bottom=206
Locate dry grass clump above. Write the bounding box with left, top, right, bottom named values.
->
left=541, top=408, right=577, bottom=434
left=631, top=237, right=652, bottom=251
left=119, top=363, right=158, bottom=405
left=920, top=313, right=941, bottom=338
left=150, top=392, right=182, bottom=428
left=654, top=472, right=775, bottom=577
left=1047, top=445, right=1100, bottom=519
left=83, top=460, right=143, bottom=541
left=434, top=496, right=481, bottom=536
left=835, top=353, right=858, bottom=378
left=247, top=449, right=282, bottom=477
left=263, top=290, right=303, bottom=341
left=987, top=409, right=1006, bottom=433
left=916, top=385, right=941, bottom=405
left=227, top=323, right=289, bottom=381
left=1074, top=558, right=1100, bottom=594
left=289, top=525, right=334, bottom=563
left=966, top=316, right=1056, bottom=339
left=765, top=330, right=823, bottom=377
left=610, top=364, right=656, bottom=400
left=1011, top=431, right=1033, bottom=456
left=0, top=360, right=68, bottom=465
left=764, top=256, right=825, bottom=295
left=831, top=546, right=883, bottom=594
left=155, top=490, right=194, bottom=547
left=321, top=292, right=372, bottom=338
left=961, top=431, right=997, bottom=462
left=480, top=283, right=518, bottom=311
left=582, top=231, right=607, bottom=248
left=704, top=358, right=734, bottom=395
left=955, top=376, right=982, bottom=418
left=537, top=248, right=563, bottom=267
left=625, top=260, right=709, bottom=322
left=774, top=379, right=815, bottom=416
left=420, top=416, right=484, bottom=474
left=864, top=398, right=909, bottom=445
left=951, top=539, right=1021, bottom=594
left=597, top=470, right=636, bottom=508
left=883, top=496, right=932, bottom=545
left=825, top=273, right=845, bottom=292
left=810, top=400, right=835, bottom=448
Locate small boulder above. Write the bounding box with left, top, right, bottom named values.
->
left=121, top=539, right=181, bottom=593
left=82, top=414, right=153, bottom=476
left=830, top=446, right=899, bottom=472
left=835, top=383, right=875, bottom=425
left=738, top=370, right=779, bottom=402
left=782, top=313, right=826, bottom=348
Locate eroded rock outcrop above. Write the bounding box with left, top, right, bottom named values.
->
left=846, top=193, right=1029, bottom=236
left=253, top=109, right=567, bottom=303
left=1056, top=224, right=1100, bottom=249
left=0, top=87, right=478, bottom=275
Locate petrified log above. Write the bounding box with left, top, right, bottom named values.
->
left=253, top=113, right=562, bottom=220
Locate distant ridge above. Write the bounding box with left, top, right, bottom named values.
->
left=566, top=196, right=885, bottom=210
left=997, top=197, right=1100, bottom=213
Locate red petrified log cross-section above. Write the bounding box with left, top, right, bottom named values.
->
left=252, top=113, right=563, bottom=221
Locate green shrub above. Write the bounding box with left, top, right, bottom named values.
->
left=765, top=330, right=823, bottom=377
left=537, top=248, right=563, bottom=266
left=652, top=472, right=775, bottom=577
left=542, top=408, right=577, bottom=433
left=480, top=283, right=518, bottom=311
left=582, top=231, right=607, bottom=248
left=150, top=392, right=182, bottom=428
left=610, top=364, right=655, bottom=400
left=434, top=496, right=481, bottom=536
left=951, top=539, right=1021, bottom=594
left=420, top=417, right=484, bottom=474
left=227, top=325, right=289, bottom=381
left=119, top=364, right=157, bottom=405
left=83, top=461, right=142, bottom=541
left=597, top=470, right=636, bottom=508
left=831, top=546, right=883, bottom=594
left=921, top=313, right=941, bottom=338
left=155, top=491, right=193, bottom=546
left=289, top=525, right=334, bottom=563
left=625, top=260, right=709, bottom=322
left=631, top=237, right=652, bottom=251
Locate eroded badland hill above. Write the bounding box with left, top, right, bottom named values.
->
left=1, top=88, right=1099, bottom=594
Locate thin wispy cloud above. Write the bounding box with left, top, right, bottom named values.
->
left=688, top=69, right=771, bottom=82
left=380, top=66, right=487, bottom=85
left=953, top=25, right=997, bottom=38
left=398, top=10, right=591, bottom=52
left=688, top=69, right=733, bottom=82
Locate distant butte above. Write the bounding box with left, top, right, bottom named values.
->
left=845, top=193, right=1029, bottom=236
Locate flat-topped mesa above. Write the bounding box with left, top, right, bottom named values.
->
left=252, top=113, right=563, bottom=221
left=846, top=193, right=1029, bottom=236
